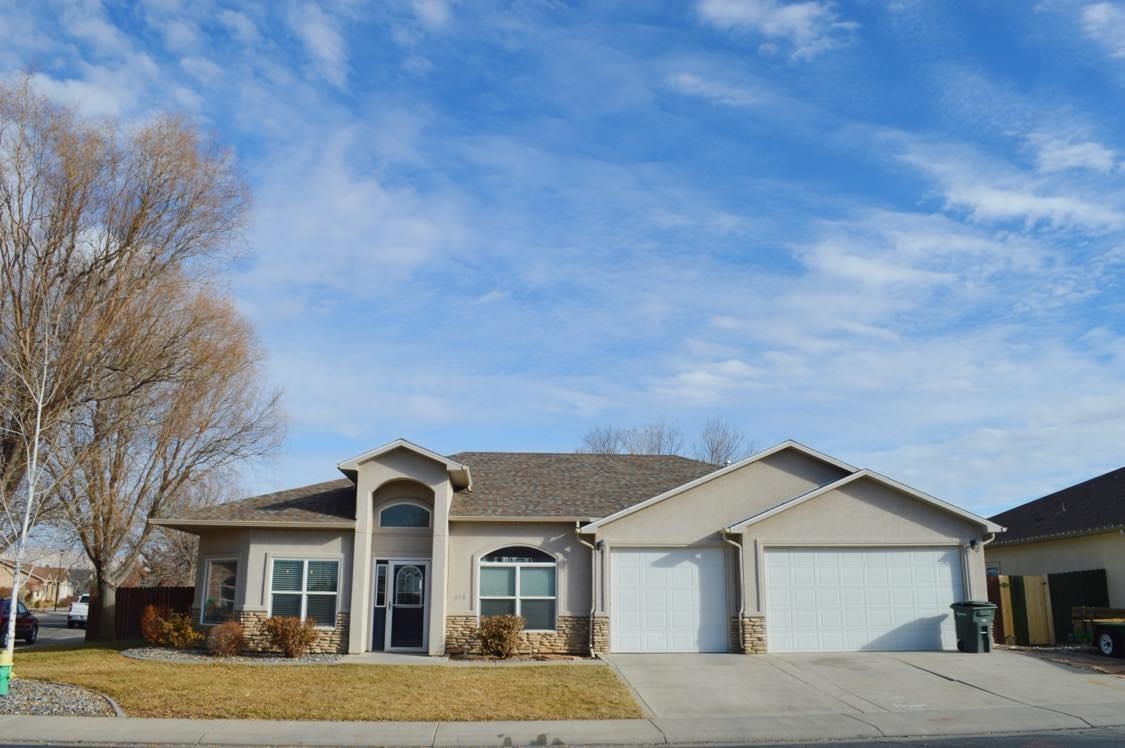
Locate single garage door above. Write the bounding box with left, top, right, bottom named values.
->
left=611, top=547, right=728, bottom=653
left=765, top=547, right=963, bottom=653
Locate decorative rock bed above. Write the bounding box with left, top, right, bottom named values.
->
left=0, top=680, right=118, bottom=716
left=122, top=646, right=341, bottom=665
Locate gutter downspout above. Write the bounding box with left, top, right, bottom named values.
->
left=576, top=523, right=597, bottom=658
left=721, top=529, right=745, bottom=654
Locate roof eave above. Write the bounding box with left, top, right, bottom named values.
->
left=450, top=515, right=595, bottom=523
left=149, top=518, right=356, bottom=532
left=989, top=524, right=1125, bottom=547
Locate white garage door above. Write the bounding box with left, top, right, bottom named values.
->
left=765, top=547, right=963, bottom=653
left=611, top=547, right=728, bottom=653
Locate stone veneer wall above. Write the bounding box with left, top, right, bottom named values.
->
left=445, top=615, right=592, bottom=656
left=740, top=614, right=767, bottom=654
left=236, top=610, right=351, bottom=655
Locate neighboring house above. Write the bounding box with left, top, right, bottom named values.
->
left=987, top=466, right=1125, bottom=606
left=152, top=438, right=1001, bottom=656
left=0, top=561, right=76, bottom=604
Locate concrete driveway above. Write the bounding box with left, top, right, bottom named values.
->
left=606, top=651, right=1125, bottom=741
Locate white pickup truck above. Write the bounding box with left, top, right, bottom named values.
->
left=67, top=593, right=89, bottom=629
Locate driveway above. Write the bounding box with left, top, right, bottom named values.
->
left=606, top=651, right=1125, bottom=740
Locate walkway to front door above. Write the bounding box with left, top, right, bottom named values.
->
left=371, top=559, right=429, bottom=651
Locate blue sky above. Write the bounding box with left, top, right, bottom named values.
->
left=4, top=0, right=1125, bottom=517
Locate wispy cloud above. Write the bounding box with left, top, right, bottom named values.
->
left=665, top=72, right=762, bottom=107
left=1030, top=133, right=1119, bottom=174
left=697, top=0, right=857, bottom=59
left=896, top=139, right=1124, bottom=231
left=411, top=0, right=452, bottom=30
left=287, top=3, right=348, bottom=87
left=1081, top=2, right=1125, bottom=58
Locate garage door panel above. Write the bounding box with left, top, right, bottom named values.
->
left=611, top=548, right=728, bottom=653
left=766, top=547, right=962, bottom=653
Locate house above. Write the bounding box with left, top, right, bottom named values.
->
left=151, top=438, right=1002, bottom=656
left=0, top=560, right=77, bottom=605
left=987, top=466, right=1125, bottom=607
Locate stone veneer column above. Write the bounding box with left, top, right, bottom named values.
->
left=591, top=614, right=610, bottom=655
left=740, top=615, right=766, bottom=654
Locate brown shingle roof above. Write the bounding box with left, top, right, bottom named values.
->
left=448, top=452, right=718, bottom=518
left=163, top=479, right=356, bottom=524
left=990, top=466, right=1125, bottom=545
left=160, top=452, right=719, bottom=526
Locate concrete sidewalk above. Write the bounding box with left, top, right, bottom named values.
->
left=0, top=705, right=1122, bottom=747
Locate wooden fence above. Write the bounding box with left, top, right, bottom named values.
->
left=987, top=569, right=1110, bottom=645
left=86, top=586, right=194, bottom=641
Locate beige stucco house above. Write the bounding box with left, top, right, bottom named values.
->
left=987, top=466, right=1125, bottom=606
left=152, top=438, right=1002, bottom=656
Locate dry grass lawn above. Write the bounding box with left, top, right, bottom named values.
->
left=16, top=645, right=641, bottom=721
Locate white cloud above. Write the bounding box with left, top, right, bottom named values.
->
left=60, top=1, right=134, bottom=59
left=1081, top=2, right=1125, bottom=58
left=180, top=56, right=223, bottom=83
left=665, top=72, right=762, bottom=107
left=29, top=60, right=157, bottom=118
left=287, top=3, right=348, bottom=87
left=697, top=0, right=857, bottom=59
left=411, top=0, right=451, bottom=29
left=219, top=9, right=259, bottom=44
left=897, top=139, right=1125, bottom=231
left=1030, top=134, right=1118, bottom=174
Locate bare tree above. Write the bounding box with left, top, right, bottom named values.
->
left=0, top=77, right=248, bottom=552
left=693, top=416, right=753, bottom=465
left=49, top=284, right=282, bottom=639
left=581, top=418, right=751, bottom=463
left=141, top=473, right=230, bottom=586
left=579, top=425, right=625, bottom=454
left=579, top=421, right=684, bottom=456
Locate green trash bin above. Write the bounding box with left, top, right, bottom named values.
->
left=951, top=601, right=997, bottom=653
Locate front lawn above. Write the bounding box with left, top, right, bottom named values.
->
left=15, top=645, right=642, bottom=721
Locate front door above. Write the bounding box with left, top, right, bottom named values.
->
left=387, top=561, right=427, bottom=650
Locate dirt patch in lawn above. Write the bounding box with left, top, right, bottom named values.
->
left=16, top=645, right=642, bottom=721
left=1003, top=644, right=1125, bottom=677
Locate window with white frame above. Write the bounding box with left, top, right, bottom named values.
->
left=479, top=546, right=556, bottom=630
left=270, top=559, right=339, bottom=627
left=202, top=559, right=238, bottom=625
left=379, top=502, right=431, bottom=528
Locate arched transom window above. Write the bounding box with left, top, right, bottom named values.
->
left=379, top=502, right=431, bottom=528
left=479, top=546, right=556, bottom=631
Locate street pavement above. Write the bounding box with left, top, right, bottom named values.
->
left=31, top=611, right=85, bottom=647
left=0, top=650, right=1121, bottom=746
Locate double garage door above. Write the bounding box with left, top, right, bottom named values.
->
left=765, top=547, right=963, bottom=653
left=611, top=546, right=962, bottom=653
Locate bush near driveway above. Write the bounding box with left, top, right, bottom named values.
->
left=16, top=645, right=641, bottom=721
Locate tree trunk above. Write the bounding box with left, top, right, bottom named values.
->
left=95, top=577, right=116, bottom=642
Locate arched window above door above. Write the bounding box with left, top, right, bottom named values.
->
left=379, top=503, right=431, bottom=528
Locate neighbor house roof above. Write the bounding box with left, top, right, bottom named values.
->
left=152, top=452, right=718, bottom=528
left=990, top=466, right=1125, bottom=546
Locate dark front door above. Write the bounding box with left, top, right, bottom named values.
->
left=389, top=562, right=426, bottom=649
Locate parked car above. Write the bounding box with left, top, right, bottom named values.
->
left=67, top=593, right=89, bottom=629
left=0, top=599, right=38, bottom=645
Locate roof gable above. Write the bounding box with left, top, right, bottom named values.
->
left=727, top=470, right=1004, bottom=533
left=337, top=438, right=471, bottom=489
left=990, top=466, right=1125, bottom=545
left=582, top=440, right=855, bottom=531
